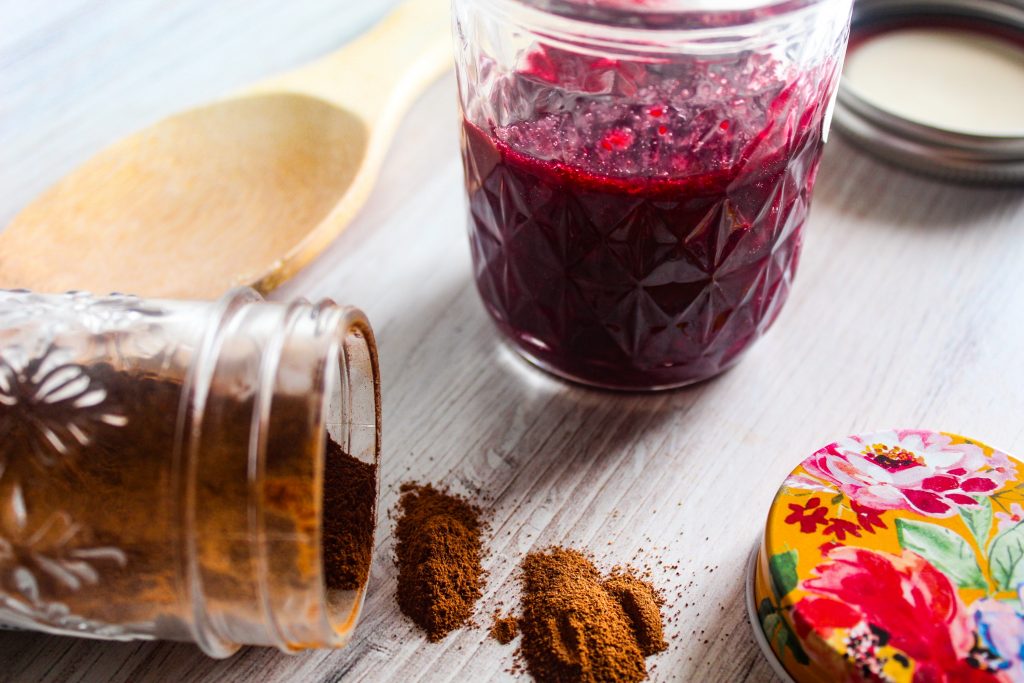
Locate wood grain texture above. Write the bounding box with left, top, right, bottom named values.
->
left=2, top=2, right=1024, bottom=682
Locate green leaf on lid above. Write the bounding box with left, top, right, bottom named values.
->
left=990, top=521, right=1024, bottom=592
left=959, top=496, right=993, bottom=551
left=769, top=550, right=799, bottom=599
left=761, top=613, right=785, bottom=655
left=758, top=594, right=808, bottom=665
left=896, top=518, right=986, bottom=589
left=757, top=597, right=775, bottom=623
left=785, top=621, right=810, bottom=665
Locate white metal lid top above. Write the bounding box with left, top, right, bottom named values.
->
left=845, top=28, right=1024, bottom=138
left=833, top=0, right=1024, bottom=184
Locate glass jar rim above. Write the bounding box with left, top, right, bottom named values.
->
left=468, top=0, right=849, bottom=57
left=498, top=0, right=839, bottom=30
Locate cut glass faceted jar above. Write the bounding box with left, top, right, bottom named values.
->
left=454, top=0, right=853, bottom=389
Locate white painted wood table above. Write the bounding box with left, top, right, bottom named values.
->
left=2, top=2, right=1023, bottom=681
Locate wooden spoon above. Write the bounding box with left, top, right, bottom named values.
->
left=0, top=0, right=451, bottom=299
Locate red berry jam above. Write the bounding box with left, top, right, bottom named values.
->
left=461, top=49, right=836, bottom=389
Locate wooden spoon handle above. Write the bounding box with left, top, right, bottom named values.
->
left=247, top=0, right=453, bottom=123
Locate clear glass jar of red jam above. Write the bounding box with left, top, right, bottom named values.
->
left=453, top=0, right=852, bottom=390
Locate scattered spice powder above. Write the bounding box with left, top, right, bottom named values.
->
left=517, top=547, right=666, bottom=682
left=394, top=482, right=485, bottom=641
left=321, top=439, right=378, bottom=591
left=490, top=611, right=518, bottom=644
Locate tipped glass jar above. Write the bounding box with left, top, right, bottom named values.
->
left=454, top=0, right=852, bottom=390
left=0, top=289, right=380, bottom=657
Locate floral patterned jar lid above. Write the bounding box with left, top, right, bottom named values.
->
left=747, top=429, right=1024, bottom=682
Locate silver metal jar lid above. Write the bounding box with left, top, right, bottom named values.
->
left=833, top=0, right=1024, bottom=184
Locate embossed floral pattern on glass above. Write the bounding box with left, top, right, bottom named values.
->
left=0, top=290, right=175, bottom=639
left=0, top=485, right=127, bottom=636
left=0, top=345, right=127, bottom=468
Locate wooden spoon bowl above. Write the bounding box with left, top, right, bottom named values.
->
left=0, top=0, right=450, bottom=299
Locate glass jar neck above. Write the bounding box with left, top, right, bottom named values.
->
left=178, top=290, right=380, bottom=656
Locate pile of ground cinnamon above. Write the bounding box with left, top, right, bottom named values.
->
left=321, top=439, right=377, bottom=591
left=394, top=482, right=485, bottom=641
left=388, top=483, right=667, bottom=680
left=517, top=547, right=666, bottom=682
left=602, top=572, right=668, bottom=657
left=490, top=611, right=518, bottom=645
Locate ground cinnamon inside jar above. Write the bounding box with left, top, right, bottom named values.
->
left=0, top=363, right=377, bottom=639
left=517, top=547, right=666, bottom=682
left=394, top=482, right=485, bottom=641
left=322, top=439, right=377, bottom=591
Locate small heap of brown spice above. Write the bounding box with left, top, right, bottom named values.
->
left=490, top=611, right=518, bottom=645
left=321, top=439, right=378, bottom=591
left=602, top=572, right=668, bottom=657
left=394, top=482, right=485, bottom=641
left=517, top=547, right=666, bottom=682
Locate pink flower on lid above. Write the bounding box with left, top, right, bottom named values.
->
left=794, top=547, right=996, bottom=682
left=995, top=503, right=1024, bottom=534
left=799, top=430, right=1014, bottom=518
